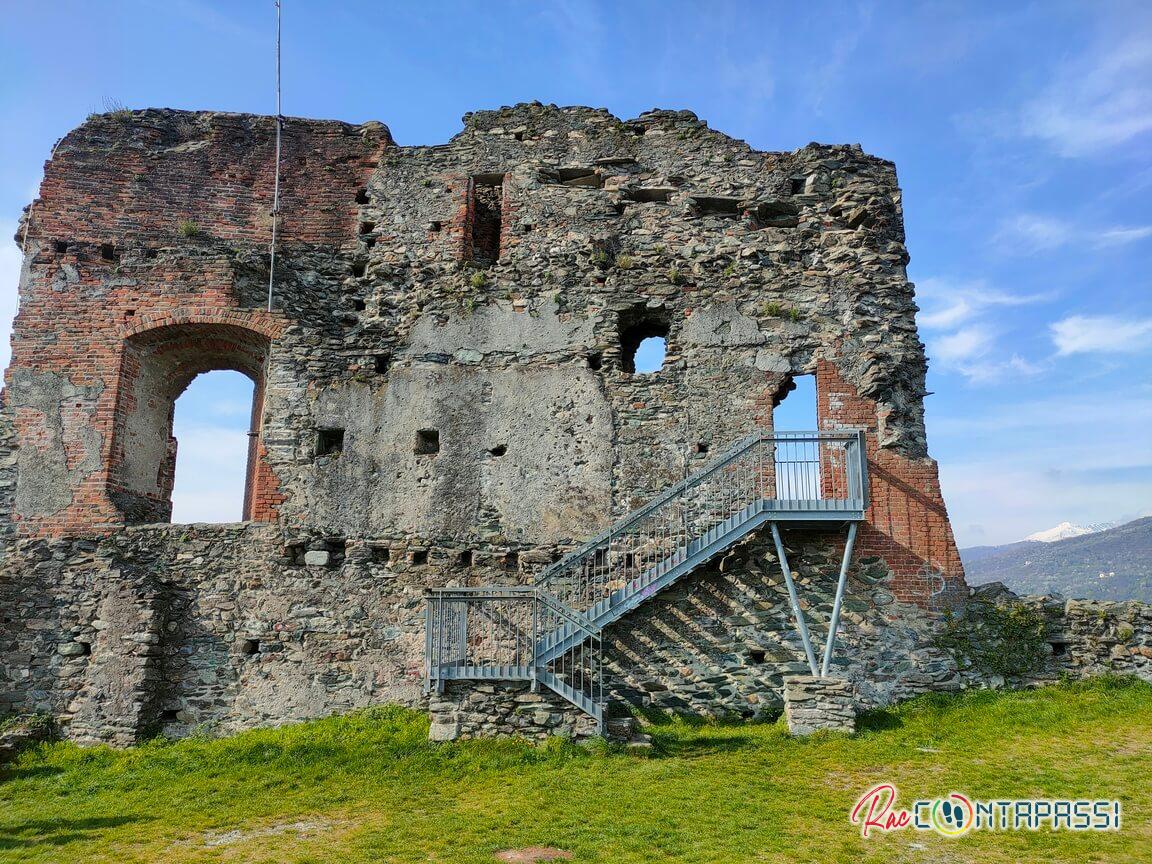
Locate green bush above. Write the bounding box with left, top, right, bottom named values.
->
left=934, top=601, right=1050, bottom=677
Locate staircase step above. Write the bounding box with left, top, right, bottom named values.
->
left=534, top=500, right=772, bottom=664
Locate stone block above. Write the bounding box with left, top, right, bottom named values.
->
left=784, top=676, right=856, bottom=736
left=303, top=550, right=330, bottom=567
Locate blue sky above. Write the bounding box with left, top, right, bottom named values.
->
left=1, top=1, right=1149, bottom=544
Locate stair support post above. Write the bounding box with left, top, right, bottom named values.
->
left=820, top=521, right=858, bottom=677
left=530, top=590, right=539, bottom=692
left=770, top=522, right=819, bottom=676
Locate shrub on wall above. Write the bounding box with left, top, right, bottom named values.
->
left=933, top=601, right=1050, bottom=678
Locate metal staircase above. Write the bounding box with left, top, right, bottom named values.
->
left=425, top=429, right=868, bottom=732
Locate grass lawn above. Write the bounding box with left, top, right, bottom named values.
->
left=1, top=677, right=1148, bottom=863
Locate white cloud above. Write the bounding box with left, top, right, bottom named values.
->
left=933, top=325, right=993, bottom=364
left=916, top=277, right=1047, bottom=383
left=996, top=214, right=1073, bottom=253
left=1096, top=225, right=1152, bottom=246
left=1019, top=34, right=1152, bottom=157
left=917, top=277, right=1048, bottom=327
left=996, top=213, right=1152, bottom=255
left=917, top=298, right=974, bottom=331
left=1051, top=314, right=1152, bottom=355
left=954, top=354, right=1042, bottom=384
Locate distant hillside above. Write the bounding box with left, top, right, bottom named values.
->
left=961, top=517, right=1152, bottom=602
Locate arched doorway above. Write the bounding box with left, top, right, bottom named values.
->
left=169, top=370, right=257, bottom=523
left=108, top=321, right=271, bottom=524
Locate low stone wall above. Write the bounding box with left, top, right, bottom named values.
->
left=429, top=682, right=598, bottom=742
left=941, top=583, right=1152, bottom=688
left=4, top=515, right=1151, bottom=747
left=783, top=676, right=856, bottom=735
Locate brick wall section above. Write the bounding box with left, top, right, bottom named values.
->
left=30, top=111, right=391, bottom=246
left=7, top=110, right=387, bottom=536
left=816, top=359, right=965, bottom=604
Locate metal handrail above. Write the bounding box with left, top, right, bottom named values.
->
left=425, top=428, right=869, bottom=724
left=536, top=429, right=865, bottom=588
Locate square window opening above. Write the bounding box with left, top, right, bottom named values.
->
left=316, top=428, right=345, bottom=457
left=415, top=429, right=440, bottom=456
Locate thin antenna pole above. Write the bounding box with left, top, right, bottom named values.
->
left=267, top=0, right=282, bottom=312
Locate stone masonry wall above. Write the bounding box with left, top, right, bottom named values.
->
left=2, top=103, right=980, bottom=742
left=4, top=511, right=1143, bottom=745
left=429, top=682, right=598, bottom=743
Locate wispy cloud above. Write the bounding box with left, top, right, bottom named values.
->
left=935, top=392, right=1152, bottom=545
left=996, top=213, right=1152, bottom=255
left=917, top=277, right=1048, bottom=328
left=1051, top=314, right=1152, bottom=355
left=807, top=1, right=874, bottom=112
left=1019, top=33, right=1152, bottom=157
left=933, top=325, right=993, bottom=364
left=916, top=277, right=1047, bottom=383
left=1097, top=225, right=1152, bottom=246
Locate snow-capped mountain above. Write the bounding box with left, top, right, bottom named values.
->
left=960, top=517, right=1152, bottom=602
left=1024, top=521, right=1117, bottom=543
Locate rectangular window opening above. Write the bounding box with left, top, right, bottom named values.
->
left=469, top=174, right=504, bottom=266
left=692, top=196, right=741, bottom=217
left=284, top=543, right=306, bottom=566
left=316, top=428, right=345, bottom=457
left=415, top=429, right=440, bottom=456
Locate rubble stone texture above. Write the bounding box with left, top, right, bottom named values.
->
left=783, top=676, right=856, bottom=735
left=1, top=103, right=1131, bottom=746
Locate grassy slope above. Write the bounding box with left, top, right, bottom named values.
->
left=1, top=678, right=1149, bottom=864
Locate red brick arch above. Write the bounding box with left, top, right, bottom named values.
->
left=118, top=308, right=285, bottom=341
left=107, top=312, right=285, bottom=525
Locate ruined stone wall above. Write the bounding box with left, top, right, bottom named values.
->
left=2, top=103, right=974, bottom=740
left=4, top=519, right=1146, bottom=745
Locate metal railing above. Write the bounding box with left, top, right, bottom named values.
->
left=424, top=587, right=603, bottom=720
left=532, top=430, right=866, bottom=617
left=425, top=429, right=867, bottom=725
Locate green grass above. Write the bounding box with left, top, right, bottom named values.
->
left=2, top=677, right=1149, bottom=863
